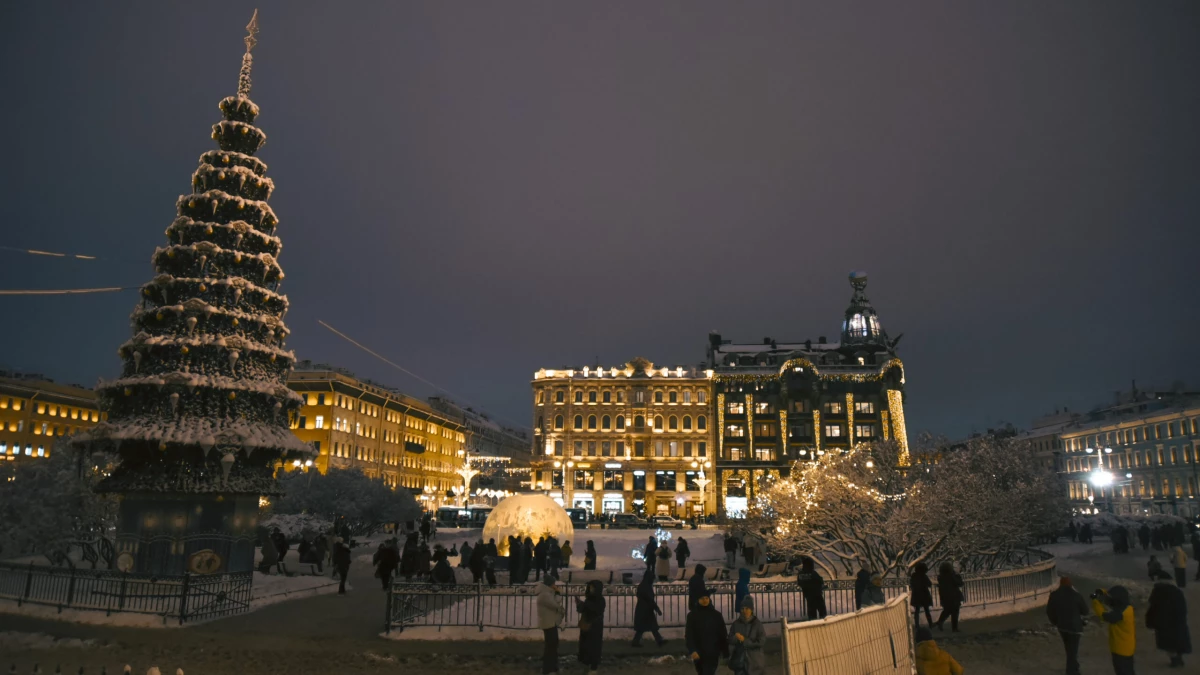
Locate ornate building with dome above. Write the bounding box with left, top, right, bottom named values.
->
left=706, top=272, right=908, bottom=517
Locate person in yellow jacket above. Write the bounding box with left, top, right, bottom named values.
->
left=914, top=626, right=964, bottom=675
left=1091, top=585, right=1136, bottom=675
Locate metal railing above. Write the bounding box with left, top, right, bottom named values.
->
left=385, top=550, right=1057, bottom=633
left=0, top=561, right=253, bottom=625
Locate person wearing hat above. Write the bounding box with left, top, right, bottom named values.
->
left=860, top=574, right=886, bottom=608
left=1091, top=585, right=1136, bottom=675
left=536, top=573, right=565, bottom=674
left=1046, top=576, right=1088, bottom=675
left=914, top=626, right=963, bottom=675
left=685, top=586, right=728, bottom=675
left=728, top=596, right=766, bottom=675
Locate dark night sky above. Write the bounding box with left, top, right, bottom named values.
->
left=1, top=2, right=1198, bottom=437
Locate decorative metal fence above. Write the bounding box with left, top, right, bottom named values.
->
left=0, top=561, right=253, bottom=625
left=386, top=549, right=1056, bottom=633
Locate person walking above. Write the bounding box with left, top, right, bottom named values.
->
left=576, top=580, right=606, bottom=675
left=643, top=536, right=658, bottom=573
left=561, top=540, right=573, bottom=568
left=861, top=574, right=886, bottom=608
left=376, top=541, right=400, bottom=590
left=1146, top=574, right=1192, bottom=668
left=1068, top=521, right=1078, bottom=542
left=1170, top=544, right=1188, bottom=588
left=914, top=626, right=963, bottom=675
left=459, top=540, right=472, bottom=568
left=1091, top=585, right=1137, bottom=675
left=735, top=567, right=752, bottom=614
left=655, top=541, right=672, bottom=581
left=687, top=564, right=709, bottom=612
left=583, top=540, right=597, bottom=570
left=796, top=557, right=827, bottom=620
left=854, top=567, right=873, bottom=610
left=469, top=539, right=486, bottom=583
left=547, top=537, right=563, bottom=580
left=535, top=536, right=549, bottom=581
left=536, top=574, right=565, bottom=674
left=728, top=597, right=766, bottom=675
left=631, top=569, right=667, bottom=647
left=724, top=534, right=738, bottom=569
left=1192, top=530, right=1200, bottom=582
left=685, top=586, right=729, bottom=675
left=332, top=537, right=352, bottom=595
left=1140, top=524, right=1152, bottom=551
left=910, top=562, right=934, bottom=630
left=675, top=537, right=691, bottom=570
left=1046, top=576, right=1089, bottom=675
left=935, top=562, right=964, bottom=632
left=419, top=518, right=431, bottom=545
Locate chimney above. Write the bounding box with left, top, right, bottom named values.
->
left=763, top=337, right=772, bottom=345
left=818, top=336, right=827, bottom=344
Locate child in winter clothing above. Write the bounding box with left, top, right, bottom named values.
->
left=1092, top=585, right=1136, bottom=675
left=914, top=626, right=963, bottom=675
left=728, top=596, right=766, bottom=675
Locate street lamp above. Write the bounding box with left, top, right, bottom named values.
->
left=695, top=471, right=711, bottom=519
left=455, top=454, right=480, bottom=508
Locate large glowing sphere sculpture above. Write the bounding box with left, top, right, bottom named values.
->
left=482, top=494, right=576, bottom=556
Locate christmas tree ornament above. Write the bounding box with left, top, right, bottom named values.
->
left=228, top=392, right=237, bottom=401
left=180, top=345, right=189, bottom=354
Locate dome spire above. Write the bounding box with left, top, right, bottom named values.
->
left=840, top=271, right=891, bottom=348
left=237, top=9, right=260, bottom=98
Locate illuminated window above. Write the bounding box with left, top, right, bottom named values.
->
left=655, top=441, right=664, bottom=457
left=755, top=402, right=770, bottom=414
left=37, top=446, right=44, bottom=457
left=617, top=390, right=625, bottom=403
left=729, top=446, right=744, bottom=461
left=823, top=402, right=843, bottom=415
left=854, top=401, right=875, bottom=414
left=855, top=424, right=875, bottom=438
left=669, top=441, right=678, bottom=457
left=825, top=425, right=842, bottom=437
left=726, top=424, right=745, bottom=438
left=315, top=415, right=324, bottom=429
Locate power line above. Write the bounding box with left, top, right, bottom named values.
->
left=0, top=245, right=99, bottom=260
left=317, top=319, right=531, bottom=432
left=0, top=286, right=139, bottom=296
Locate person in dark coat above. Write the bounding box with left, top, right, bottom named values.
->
left=854, top=567, right=873, bottom=610
left=1192, top=530, right=1200, bottom=581
left=271, top=528, right=290, bottom=561
left=487, top=538, right=499, bottom=557
left=331, top=537, right=352, bottom=595
left=685, top=586, right=729, bottom=675
left=506, top=535, right=520, bottom=584
left=1046, top=576, right=1089, bottom=675
left=735, top=567, right=752, bottom=614
left=1139, top=524, right=1152, bottom=551
left=796, top=557, right=826, bottom=619
left=1146, top=577, right=1192, bottom=668
left=583, top=540, right=597, bottom=570
left=576, top=580, right=606, bottom=674
left=419, top=518, right=431, bottom=544
left=469, top=539, right=486, bottom=583
left=416, top=542, right=432, bottom=579
left=675, top=537, right=691, bottom=570
left=520, top=537, right=535, bottom=584
left=935, top=562, right=964, bottom=632
left=1068, top=521, right=1078, bottom=542
left=400, top=533, right=418, bottom=579
left=376, top=541, right=400, bottom=589
left=459, top=541, right=473, bottom=569
left=534, top=536, right=548, bottom=581
left=431, top=555, right=456, bottom=585
left=1080, top=523, right=1093, bottom=545
left=547, top=537, right=563, bottom=579
left=909, top=562, right=934, bottom=630
left=723, top=534, right=738, bottom=568
left=688, top=564, right=709, bottom=611
left=644, top=536, right=658, bottom=572
left=631, top=569, right=666, bottom=647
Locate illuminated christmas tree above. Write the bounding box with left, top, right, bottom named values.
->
left=73, top=12, right=313, bottom=575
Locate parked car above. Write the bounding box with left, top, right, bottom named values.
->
left=565, top=508, right=590, bottom=528
left=610, top=513, right=648, bottom=529
left=649, top=515, right=685, bottom=529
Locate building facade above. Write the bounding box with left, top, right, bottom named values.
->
left=428, top=395, right=532, bottom=498
left=0, top=372, right=104, bottom=462
left=286, top=362, right=467, bottom=509
left=530, top=359, right=717, bottom=517
left=708, top=273, right=908, bottom=516
left=1059, top=395, right=1200, bottom=518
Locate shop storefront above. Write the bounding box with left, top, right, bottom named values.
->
left=601, top=494, right=624, bottom=514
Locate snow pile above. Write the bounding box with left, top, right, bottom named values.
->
left=262, top=513, right=331, bottom=539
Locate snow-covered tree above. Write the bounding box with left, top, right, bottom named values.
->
left=748, top=437, right=1067, bottom=578
left=0, top=442, right=118, bottom=561
left=271, top=468, right=422, bottom=536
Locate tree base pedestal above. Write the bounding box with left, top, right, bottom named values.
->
left=113, top=492, right=259, bottom=576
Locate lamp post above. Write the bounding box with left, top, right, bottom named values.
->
left=695, top=471, right=711, bottom=518
left=565, top=460, right=575, bottom=508
left=455, top=454, right=480, bottom=508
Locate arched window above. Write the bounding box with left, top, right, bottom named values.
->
left=668, top=416, right=678, bottom=431
left=669, top=391, right=677, bottom=403
left=555, top=391, right=564, bottom=403
left=536, top=390, right=545, bottom=404
left=616, top=415, right=625, bottom=430
left=602, top=415, right=611, bottom=430
left=588, top=391, right=597, bottom=403
left=574, top=415, right=583, bottom=431
left=537, top=415, right=544, bottom=429
left=654, top=415, right=664, bottom=431
left=697, top=415, right=707, bottom=431
left=683, top=416, right=692, bottom=431
left=588, top=415, right=597, bottom=431
left=634, top=415, right=645, bottom=430
left=654, top=391, right=663, bottom=403
left=574, top=391, right=583, bottom=403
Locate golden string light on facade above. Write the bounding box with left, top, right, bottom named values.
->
left=845, top=392, right=855, bottom=449
left=887, top=389, right=909, bottom=465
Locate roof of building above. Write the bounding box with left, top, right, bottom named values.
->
left=0, top=371, right=98, bottom=406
